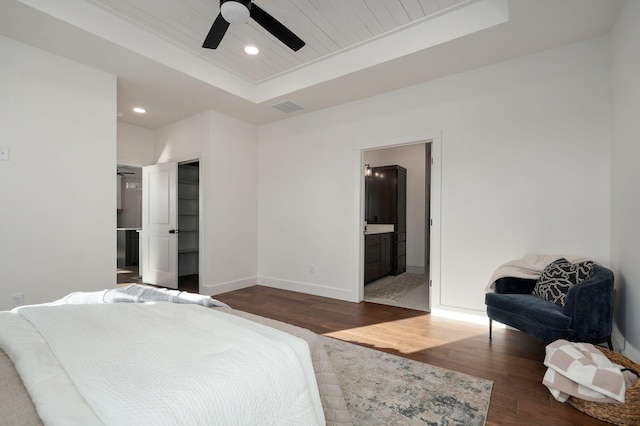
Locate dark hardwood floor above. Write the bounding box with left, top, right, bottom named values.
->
left=116, top=266, right=143, bottom=286
left=215, top=285, right=609, bottom=426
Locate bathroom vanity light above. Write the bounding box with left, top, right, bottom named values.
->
left=125, top=182, right=141, bottom=189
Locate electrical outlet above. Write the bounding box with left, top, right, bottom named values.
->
left=0, top=146, right=8, bottom=161
left=12, top=293, right=24, bottom=307
left=309, top=265, right=315, bottom=274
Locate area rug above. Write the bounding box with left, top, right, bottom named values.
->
left=364, top=273, right=429, bottom=311
left=364, top=273, right=427, bottom=301
left=322, top=336, right=493, bottom=425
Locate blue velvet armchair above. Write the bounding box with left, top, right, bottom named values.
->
left=485, top=264, right=614, bottom=348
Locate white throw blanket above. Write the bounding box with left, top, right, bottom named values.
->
left=485, top=253, right=593, bottom=292
left=0, top=302, right=325, bottom=425
left=543, top=340, right=626, bottom=403
left=55, top=283, right=230, bottom=307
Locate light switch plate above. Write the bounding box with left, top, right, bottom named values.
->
left=0, top=146, right=8, bottom=161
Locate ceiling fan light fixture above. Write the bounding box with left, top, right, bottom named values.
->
left=220, top=0, right=250, bottom=24
left=243, top=44, right=259, bottom=55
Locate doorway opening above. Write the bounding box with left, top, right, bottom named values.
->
left=177, top=161, right=200, bottom=293
left=139, top=158, right=203, bottom=293
left=116, top=165, right=143, bottom=286
left=362, top=142, right=432, bottom=311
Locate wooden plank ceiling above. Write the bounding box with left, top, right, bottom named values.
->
left=88, top=0, right=468, bottom=83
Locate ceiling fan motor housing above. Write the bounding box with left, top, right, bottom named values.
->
left=220, top=0, right=251, bottom=24
left=203, top=0, right=304, bottom=51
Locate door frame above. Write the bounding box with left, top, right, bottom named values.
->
left=177, top=159, right=203, bottom=291
left=176, top=155, right=205, bottom=293
left=142, top=153, right=205, bottom=292
left=116, top=162, right=143, bottom=271
left=353, top=131, right=441, bottom=310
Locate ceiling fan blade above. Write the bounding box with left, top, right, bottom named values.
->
left=250, top=3, right=305, bottom=52
left=202, top=13, right=230, bottom=49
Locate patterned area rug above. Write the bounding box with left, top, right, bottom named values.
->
left=364, top=273, right=429, bottom=311
left=364, top=273, right=426, bottom=301
left=322, top=336, right=492, bottom=425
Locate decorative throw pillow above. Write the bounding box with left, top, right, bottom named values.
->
left=532, top=258, right=594, bottom=307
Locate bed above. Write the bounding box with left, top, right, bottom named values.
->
left=0, top=285, right=352, bottom=425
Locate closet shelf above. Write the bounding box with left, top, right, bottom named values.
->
left=178, top=248, right=198, bottom=254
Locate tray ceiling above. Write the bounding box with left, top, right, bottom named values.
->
left=89, top=0, right=469, bottom=83
left=0, top=0, right=625, bottom=127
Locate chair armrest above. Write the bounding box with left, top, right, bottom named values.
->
left=563, top=265, right=614, bottom=341
left=494, top=277, right=537, bottom=294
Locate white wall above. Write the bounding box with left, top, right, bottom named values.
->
left=611, top=0, right=640, bottom=362
left=364, top=144, right=427, bottom=272
left=257, top=35, right=612, bottom=312
left=117, top=122, right=155, bottom=167
left=117, top=123, right=154, bottom=228
left=0, top=36, right=116, bottom=310
left=155, top=110, right=258, bottom=294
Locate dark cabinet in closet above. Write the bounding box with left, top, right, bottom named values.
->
left=365, top=165, right=407, bottom=278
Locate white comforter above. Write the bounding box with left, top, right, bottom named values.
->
left=0, top=302, right=325, bottom=426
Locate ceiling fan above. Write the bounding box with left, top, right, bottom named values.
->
left=202, top=0, right=305, bottom=52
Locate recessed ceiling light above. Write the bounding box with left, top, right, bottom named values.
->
left=133, top=107, right=146, bottom=114
left=244, top=44, right=259, bottom=55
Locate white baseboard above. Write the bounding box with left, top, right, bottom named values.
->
left=201, top=276, right=257, bottom=296
left=610, top=323, right=640, bottom=363
left=258, top=276, right=359, bottom=303
left=406, top=266, right=426, bottom=274
left=612, top=323, right=625, bottom=351
left=431, top=306, right=489, bottom=326
left=623, top=340, right=640, bottom=364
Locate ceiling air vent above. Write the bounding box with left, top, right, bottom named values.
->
left=270, top=100, right=304, bottom=114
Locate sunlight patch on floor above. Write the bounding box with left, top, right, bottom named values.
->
left=430, top=308, right=501, bottom=326
left=323, top=314, right=488, bottom=355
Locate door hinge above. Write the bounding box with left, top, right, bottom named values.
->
left=429, top=279, right=432, bottom=287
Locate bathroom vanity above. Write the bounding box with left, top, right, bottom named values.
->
left=364, top=165, right=407, bottom=283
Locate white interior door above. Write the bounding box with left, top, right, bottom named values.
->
left=142, top=162, right=178, bottom=288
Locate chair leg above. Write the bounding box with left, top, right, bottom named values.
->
left=489, top=318, right=492, bottom=340
left=607, top=336, right=613, bottom=351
